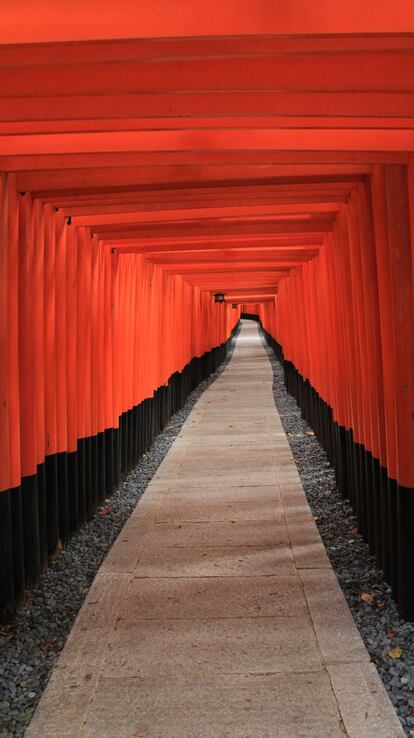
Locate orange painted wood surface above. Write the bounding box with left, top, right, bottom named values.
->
left=0, top=23, right=412, bottom=496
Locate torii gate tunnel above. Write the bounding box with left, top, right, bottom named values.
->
left=0, top=2, right=413, bottom=621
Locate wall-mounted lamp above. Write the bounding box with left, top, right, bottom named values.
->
left=214, top=292, right=225, bottom=303
left=232, top=303, right=238, bottom=309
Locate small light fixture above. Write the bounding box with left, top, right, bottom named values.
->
left=214, top=292, right=225, bottom=303
left=232, top=303, right=237, bottom=309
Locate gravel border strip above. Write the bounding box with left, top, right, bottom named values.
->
left=261, top=333, right=414, bottom=737
left=0, top=331, right=239, bottom=738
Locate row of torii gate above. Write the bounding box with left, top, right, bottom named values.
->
left=0, top=2, right=413, bottom=620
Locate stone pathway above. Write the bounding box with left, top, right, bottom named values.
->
left=25, top=321, right=404, bottom=738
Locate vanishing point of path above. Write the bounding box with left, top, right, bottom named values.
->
left=25, top=321, right=404, bottom=738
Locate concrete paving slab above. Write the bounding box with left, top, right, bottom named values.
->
left=181, top=420, right=269, bottom=436
left=177, top=459, right=277, bottom=475
left=155, top=497, right=282, bottom=522
left=157, top=484, right=280, bottom=502
left=58, top=572, right=131, bottom=669
left=282, top=496, right=313, bottom=518
left=186, top=408, right=266, bottom=418
left=328, top=662, right=405, bottom=737
left=24, top=665, right=99, bottom=738
left=102, top=614, right=321, bottom=677
left=120, top=575, right=306, bottom=620
left=136, top=543, right=296, bottom=578
left=100, top=516, right=154, bottom=573
left=174, top=432, right=285, bottom=447
left=26, top=320, right=402, bottom=738
left=83, top=672, right=346, bottom=738
left=128, top=491, right=163, bottom=510
left=170, top=446, right=277, bottom=464
left=300, top=569, right=369, bottom=664
left=146, top=519, right=288, bottom=548
left=153, top=470, right=278, bottom=488
left=285, top=518, right=331, bottom=569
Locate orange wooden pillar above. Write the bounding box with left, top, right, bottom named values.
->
left=55, top=211, right=70, bottom=542
left=65, top=222, right=79, bottom=533
left=32, top=200, right=47, bottom=572
left=18, top=194, right=41, bottom=585
left=0, top=174, right=22, bottom=619
left=43, top=205, right=60, bottom=556
left=353, top=184, right=387, bottom=569
left=371, top=164, right=414, bottom=617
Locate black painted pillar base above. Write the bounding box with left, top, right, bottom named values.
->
left=104, top=428, right=114, bottom=495
left=36, top=462, right=48, bottom=570
left=21, top=475, right=40, bottom=590
left=0, top=490, right=15, bottom=621
left=45, top=454, right=59, bottom=559
left=67, top=450, right=79, bottom=534
left=398, top=483, right=414, bottom=620
left=57, top=451, right=69, bottom=544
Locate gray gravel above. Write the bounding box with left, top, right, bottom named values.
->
left=262, top=333, right=414, bottom=738
left=0, top=334, right=238, bottom=738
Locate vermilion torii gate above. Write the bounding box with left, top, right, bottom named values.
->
left=0, top=2, right=413, bottom=619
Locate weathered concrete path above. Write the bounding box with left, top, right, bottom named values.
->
left=26, top=321, right=404, bottom=738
